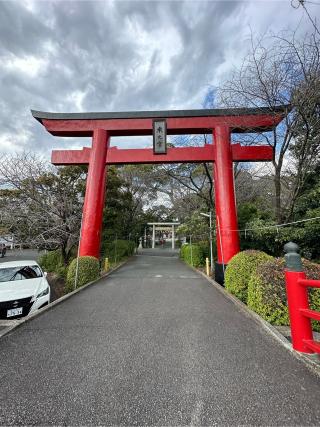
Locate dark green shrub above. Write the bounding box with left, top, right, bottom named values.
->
left=197, top=241, right=210, bottom=260
left=101, top=239, right=135, bottom=262
left=224, top=250, right=272, bottom=303
left=176, top=239, right=182, bottom=248
left=38, top=250, right=67, bottom=278
left=247, top=258, right=320, bottom=331
left=65, top=256, right=100, bottom=293
left=180, top=243, right=204, bottom=267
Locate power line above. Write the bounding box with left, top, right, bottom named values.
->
left=291, top=0, right=320, bottom=35
left=226, top=215, right=320, bottom=233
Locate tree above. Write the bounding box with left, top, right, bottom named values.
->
left=102, top=165, right=158, bottom=245
left=0, top=152, right=86, bottom=263
left=217, top=31, right=320, bottom=222
left=176, top=211, right=210, bottom=241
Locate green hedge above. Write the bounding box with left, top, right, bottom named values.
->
left=176, top=239, right=183, bottom=248
left=247, top=258, right=320, bottom=331
left=180, top=243, right=204, bottom=267
left=38, top=250, right=67, bottom=278
left=101, top=239, right=135, bottom=263
left=65, top=256, right=100, bottom=293
left=197, top=241, right=210, bottom=260
left=224, top=250, right=272, bottom=303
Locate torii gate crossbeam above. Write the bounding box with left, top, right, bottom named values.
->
left=32, top=106, right=288, bottom=282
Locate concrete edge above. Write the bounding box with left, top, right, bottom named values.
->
left=0, top=257, right=131, bottom=339
left=190, top=264, right=320, bottom=378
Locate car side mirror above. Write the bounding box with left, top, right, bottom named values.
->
left=44, top=272, right=48, bottom=277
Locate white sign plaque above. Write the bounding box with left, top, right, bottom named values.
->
left=153, top=119, right=167, bottom=154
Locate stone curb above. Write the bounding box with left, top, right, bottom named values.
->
left=0, top=258, right=131, bottom=339
left=188, top=264, right=320, bottom=378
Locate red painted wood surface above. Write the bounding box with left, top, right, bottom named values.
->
left=213, top=126, right=240, bottom=265
left=79, top=129, right=109, bottom=258
left=51, top=144, right=273, bottom=165
left=300, top=308, right=320, bottom=322
left=285, top=270, right=318, bottom=354
left=298, top=279, right=320, bottom=288
left=42, top=113, right=284, bottom=137
left=303, top=339, right=320, bottom=353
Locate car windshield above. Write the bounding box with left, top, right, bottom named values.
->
left=0, top=265, right=43, bottom=283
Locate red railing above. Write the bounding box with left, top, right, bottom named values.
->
left=284, top=242, right=320, bottom=354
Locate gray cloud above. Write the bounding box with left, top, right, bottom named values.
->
left=0, top=0, right=312, bottom=157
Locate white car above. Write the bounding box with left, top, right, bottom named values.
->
left=0, top=261, right=50, bottom=319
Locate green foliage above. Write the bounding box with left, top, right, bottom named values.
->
left=65, top=256, right=100, bottom=293
left=241, top=215, right=320, bottom=260
left=240, top=218, right=305, bottom=257
left=197, top=241, right=210, bottom=260
left=38, top=250, right=68, bottom=278
left=239, top=172, right=320, bottom=260
left=225, top=250, right=272, bottom=303
left=180, top=243, right=205, bottom=267
left=176, top=239, right=183, bottom=248
left=177, top=211, right=210, bottom=238
left=299, top=208, right=320, bottom=260
left=294, top=176, right=320, bottom=215
left=102, top=166, right=152, bottom=245
left=247, top=258, right=320, bottom=331
left=101, top=239, right=135, bottom=263
left=237, top=201, right=272, bottom=231
left=247, top=258, right=289, bottom=325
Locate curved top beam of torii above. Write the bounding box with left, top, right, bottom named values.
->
left=31, top=105, right=289, bottom=137
left=32, top=105, right=290, bottom=166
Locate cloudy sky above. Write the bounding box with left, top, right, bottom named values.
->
left=0, top=0, right=316, bottom=158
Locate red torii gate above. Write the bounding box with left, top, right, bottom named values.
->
left=32, top=106, right=287, bottom=281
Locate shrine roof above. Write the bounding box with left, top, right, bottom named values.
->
left=31, top=105, right=290, bottom=123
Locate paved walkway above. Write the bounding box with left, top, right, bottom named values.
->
left=0, top=249, right=319, bottom=425
left=0, top=249, right=42, bottom=263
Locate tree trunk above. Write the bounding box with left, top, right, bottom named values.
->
left=61, top=244, right=68, bottom=266
left=274, top=167, right=282, bottom=223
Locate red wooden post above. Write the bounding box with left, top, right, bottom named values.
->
left=213, top=126, right=240, bottom=281
left=79, top=129, right=109, bottom=258
left=285, top=270, right=314, bottom=353
left=284, top=242, right=314, bottom=353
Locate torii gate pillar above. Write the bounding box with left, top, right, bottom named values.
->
left=213, top=126, right=240, bottom=282
left=79, top=129, right=109, bottom=258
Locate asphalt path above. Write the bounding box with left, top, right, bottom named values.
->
left=0, top=249, right=319, bottom=425
left=0, top=249, right=42, bottom=263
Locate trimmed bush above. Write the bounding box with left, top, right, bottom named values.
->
left=176, top=239, right=183, bottom=248
left=224, top=250, right=272, bottom=303
left=38, top=250, right=67, bottom=278
left=247, top=258, right=320, bottom=331
left=101, top=239, right=135, bottom=263
left=197, top=241, right=210, bottom=260
left=65, top=256, right=100, bottom=293
left=180, top=243, right=204, bottom=267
